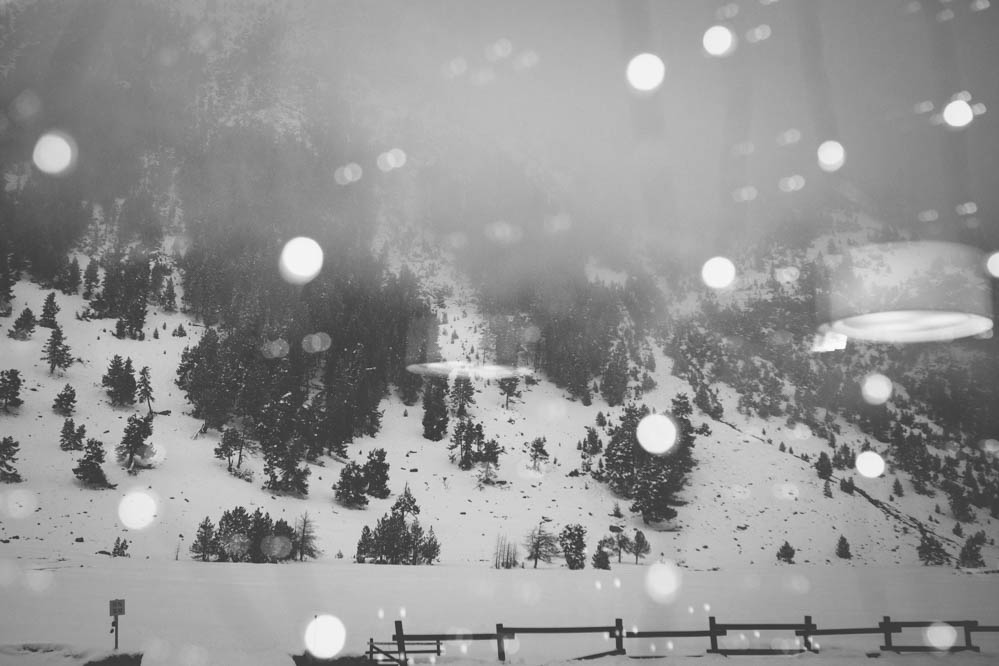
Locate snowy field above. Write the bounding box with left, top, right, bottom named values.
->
left=2, top=558, right=999, bottom=665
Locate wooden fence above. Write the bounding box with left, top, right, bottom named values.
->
left=368, top=615, right=999, bottom=663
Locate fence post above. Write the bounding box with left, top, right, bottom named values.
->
left=964, top=621, right=976, bottom=651
left=881, top=616, right=893, bottom=651
left=615, top=618, right=624, bottom=654
left=708, top=616, right=719, bottom=652
left=496, top=623, right=506, bottom=662
left=368, top=638, right=373, bottom=662
left=802, top=615, right=813, bottom=652
left=395, top=620, right=407, bottom=663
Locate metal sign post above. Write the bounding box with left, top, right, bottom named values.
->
left=109, top=599, right=125, bottom=650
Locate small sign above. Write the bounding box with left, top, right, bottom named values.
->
left=109, top=599, right=125, bottom=616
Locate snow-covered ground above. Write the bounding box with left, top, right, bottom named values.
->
left=2, top=272, right=999, bottom=663
left=2, top=559, right=999, bottom=665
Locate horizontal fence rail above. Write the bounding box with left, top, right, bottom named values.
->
left=373, top=615, right=999, bottom=662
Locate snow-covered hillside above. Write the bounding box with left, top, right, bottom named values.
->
left=2, top=268, right=996, bottom=574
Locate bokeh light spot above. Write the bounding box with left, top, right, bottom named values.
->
left=118, top=490, right=157, bottom=529
left=23, top=569, right=54, bottom=593
left=790, top=423, right=812, bottom=440
left=304, top=615, right=346, bottom=659
left=11, top=90, right=42, bottom=122
left=279, top=237, right=324, bottom=285
left=861, top=373, right=893, bottom=405
left=942, top=99, right=974, bottom=128
left=772, top=483, right=799, bottom=501
left=703, top=25, right=736, bottom=57
left=784, top=574, right=810, bottom=594
left=33, top=131, right=77, bottom=176
left=732, top=185, right=758, bottom=202
left=261, top=535, right=293, bottom=560
left=701, top=256, right=736, bottom=289
left=262, top=338, right=290, bottom=360
left=645, top=561, right=682, bottom=604
left=855, top=451, right=885, bottom=478
left=387, top=148, right=407, bottom=169
left=817, top=140, right=846, bottom=172
left=4, top=488, right=37, bottom=519
left=775, top=266, right=800, bottom=284
left=637, top=413, right=678, bottom=455
left=924, top=623, right=958, bottom=650
left=985, top=252, right=999, bottom=278
left=485, top=221, right=523, bottom=245
left=777, top=128, right=801, bottom=146
left=626, top=53, right=666, bottom=92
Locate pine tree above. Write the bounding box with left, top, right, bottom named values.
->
left=262, top=436, right=310, bottom=496
left=952, top=522, right=963, bottom=538
left=592, top=536, right=613, bottom=570
left=421, top=526, right=440, bottom=564
left=612, top=530, right=634, bottom=563
left=39, top=292, right=59, bottom=328
left=815, top=451, right=833, bottom=480
left=116, top=413, right=154, bottom=471
left=82, top=257, right=99, bottom=300
left=892, top=476, right=905, bottom=498
left=0, top=436, right=23, bottom=482
left=630, top=458, right=678, bottom=524
left=917, top=533, right=948, bottom=565
left=839, top=476, right=855, bottom=494
left=190, top=517, right=216, bottom=561
left=362, top=448, right=391, bottom=498
left=448, top=418, right=483, bottom=470
left=559, top=523, right=587, bottom=570
left=334, top=461, right=369, bottom=508
left=136, top=366, right=154, bottom=415
left=294, top=512, right=321, bottom=561
left=529, top=437, right=550, bottom=470
left=836, top=535, right=852, bottom=559
left=7, top=307, right=35, bottom=340
left=59, top=418, right=86, bottom=451
left=451, top=376, right=475, bottom=417
left=0, top=250, right=14, bottom=317
left=0, top=369, right=24, bottom=411
left=408, top=519, right=425, bottom=565
left=102, top=355, right=136, bottom=406
left=160, top=278, right=177, bottom=312
left=356, top=525, right=375, bottom=562
left=41, top=325, right=73, bottom=375
left=600, top=343, right=629, bottom=407
left=56, top=257, right=81, bottom=295
left=498, top=376, right=521, bottom=409
left=957, top=536, right=985, bottom=568
left=777, top=541, right=796, bottom=563
left=53, top=384, right=76, bottom=416
left=632, top=529, right=651, bottom=564
left=111, top=537, right=130, bottom=558
left=823, top=480, right=833, bottom=498
left=421, top=377, right=449, bottom=440
left=392, top=483, right=420, bottom=520
left=72, top=438, right=114, bottom=488
left=215, top=506, right=252, bottom=562
left=523, top=525, right=561, bottom=568
left=214, top=427, right=245, bottom=472
left=121, top=357, right=138, bottom=404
